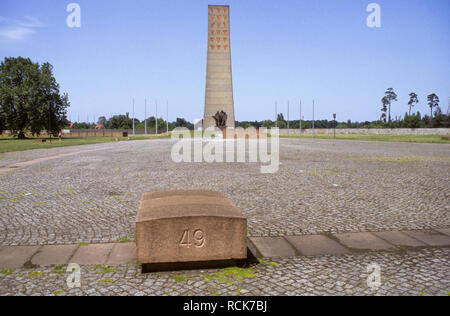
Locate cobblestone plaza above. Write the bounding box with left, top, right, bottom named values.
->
left=0, top=138, right=449, bottom=295
left=0, top=139, right=450, bottom=295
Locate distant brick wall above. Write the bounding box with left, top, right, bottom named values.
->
left=1, top=129, right=160, bottom=137
left=63, top=130, right=128, bottom=137
left=280, top=128, right=450, bottom=135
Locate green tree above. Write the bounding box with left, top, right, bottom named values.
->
left=175, top=118, right=189, bottom=127
left=107, top=115, right=129, bottom=129
left=277, top=113, right=285, bottom=122
left=380, top=96, right=389, bottom=123
left=408, top=92, right=419, bottom=116
left=97, top=116, right=107, bottom=126
left=0, top=110, right=5, bottom=133
left=403, top=112, right=421, bottom=128
left=72, top=122, right=93, bottom=129
left=384, top=88, right=398, bottom=124
left=261, top=120, right=273, bottom=128
left=0, top=57, right=69, bottom=138
left=427, top=93, right=439, bottom=120
left=276, top=121, right=287, bottom=129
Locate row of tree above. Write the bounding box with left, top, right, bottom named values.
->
left=72, top=115, right=194, bottom=131
left=0, top=57, right=70, bottom=138
left=234, top=90, right=449, bottom=129
left=380, top=88, right=442, bottom=123
left=236, top=110, right=449, bottom=129
left=71, top=107, right=449, bottom=132
left=1, top=57, right=448, bottom=138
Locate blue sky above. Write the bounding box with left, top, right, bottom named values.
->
left=0, top=0, right=449, bottom=123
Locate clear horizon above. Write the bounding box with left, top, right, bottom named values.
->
left=1, top=0, right=449, bottom=123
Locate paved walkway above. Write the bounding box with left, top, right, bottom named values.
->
left=1, top=139, right=449, bottom=246
left=1, top=228, right=449, bottom=269
left=0, top=144, right=119, bottom=174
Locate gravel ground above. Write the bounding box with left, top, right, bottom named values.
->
left=0, top=248, right=448, bottom=296
left=0, top=138, right=448, bottom=245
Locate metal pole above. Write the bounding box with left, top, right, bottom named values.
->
left=447, top=97, right=450, bottom=115
left=312, top=100, right=315, bottom=137
left=287, top=101, right=290, bottom=134
left=145, top=98, right=147, bottom=136
left=132, top=98, right=135, bottom=136
left=166, top=101, right=169, bottom=136
left=299, top=100, right=302, bottom=135
left=333, top=113, right=336, bottom=139
left=155, top=100, right=158, bottom=135
left=49, top=101, right=52, bottom=143
left=275, top=102, right=277, bottom=127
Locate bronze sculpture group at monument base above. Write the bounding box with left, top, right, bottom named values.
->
left=212, top=110, right=228, bottom=129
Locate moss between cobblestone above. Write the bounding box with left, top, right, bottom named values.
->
left=89, top=265, right=117, bottom=274
left=0, top=268, right=15, bottom=275
left=203, top=267, right=257, bottom=286
left=27, top=271, right=45, bottom=278
left=257, top=259, right=279, bottom=269
left=53, top=290, right=65, bottom=295
left=98, top=278, right=115, bottom=283
left=51, top=265, right=65, bottom=274
left=116, top=236, right=131, bottom=243
left=172, top=274, right=187, bottom=283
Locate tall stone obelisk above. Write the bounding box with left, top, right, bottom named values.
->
left=203, top=5, right=235, bottom=129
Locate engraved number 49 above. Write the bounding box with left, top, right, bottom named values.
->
left=179, top=229, right=205, bottom=248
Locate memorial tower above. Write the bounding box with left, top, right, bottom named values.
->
left=203, top=5, right=235, bottom=129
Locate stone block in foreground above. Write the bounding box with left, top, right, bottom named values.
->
left=136, top=190, right=247, bottom=271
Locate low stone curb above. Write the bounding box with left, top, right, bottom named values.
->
left=0, top=229, right=449, bottom=269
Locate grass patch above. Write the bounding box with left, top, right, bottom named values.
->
left=89, top=265, right=116, bottom=274
left=172, top=274, right=187, bottom=283
left=0, top=268, right=15, bottom=275
left=51, top=265, right=65, bottom=274
left=278, top=133, right=450, bottom=144
left=98, top=278, right=115, bottom=283
left=203, top=267, right=257, bottom=285
left=258, top=259, right=279, bottom=268
left=53, top=290, right=65, bottom=295
left=350, top=157, right=450, bottom=162
left=78, top=242, right=88, bottom=246
left=27, top=271, right=45, bottom=278
left=0, top=135, right=169, bottom=154
left=116, top=236, right=131, bottom=243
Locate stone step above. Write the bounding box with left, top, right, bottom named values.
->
left=0, top=229, right=449, bottom=269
